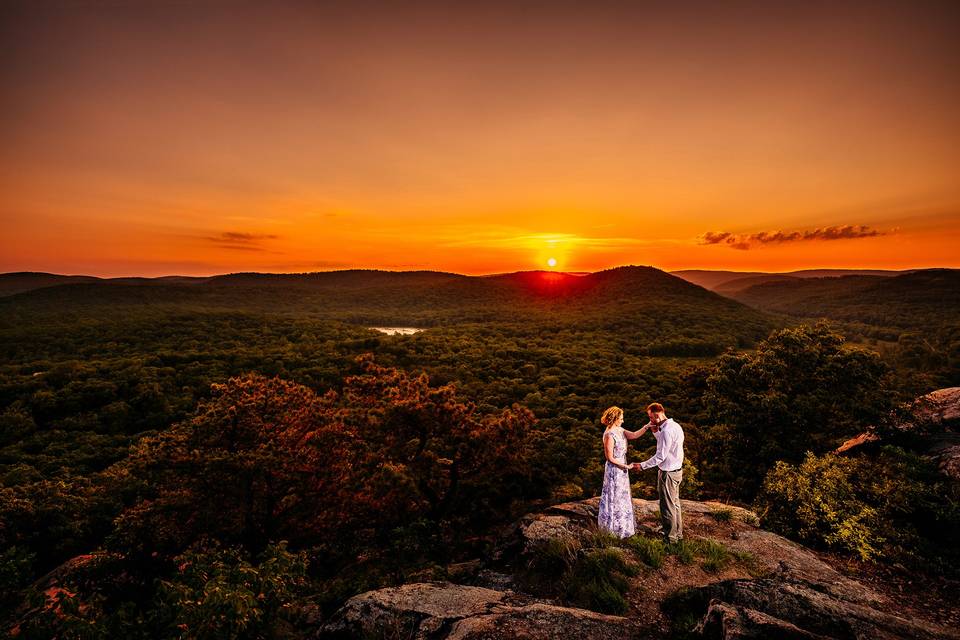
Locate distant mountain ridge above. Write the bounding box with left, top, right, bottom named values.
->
left=724, top=268, right=960, bottom=331
left=2, top=266, right=920, bottom=298
left=671, top=268, right=915, bottom=292
left=0, top=269, right=469, bottom=297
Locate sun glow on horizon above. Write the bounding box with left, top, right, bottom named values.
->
left=547, top=257, right=558, bottom=268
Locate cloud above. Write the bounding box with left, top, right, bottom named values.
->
left=201, top=231, right=279, bottom=252
left=699, top=225, right=885, bottom=250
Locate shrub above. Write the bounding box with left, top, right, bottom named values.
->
left=755, top=447, right=960, bottom=569
left=152, top=540, right=309, bottom=639
left=527, top=536, right=581, bottom=580
left=565, top=548, right=638, bottom=615
left=701, top=324, right=893, bottom=498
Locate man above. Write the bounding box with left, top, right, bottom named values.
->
left=637, top=402, right=684, bottom=543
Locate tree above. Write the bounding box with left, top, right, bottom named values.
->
left=700, top=324, right=892, bottom=497
left=108, top=355, right=535, bottom=565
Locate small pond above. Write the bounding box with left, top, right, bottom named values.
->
left=369, top=327, right=424, bottom=335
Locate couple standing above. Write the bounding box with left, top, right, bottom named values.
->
left=597, top=403, right=684, bottom=543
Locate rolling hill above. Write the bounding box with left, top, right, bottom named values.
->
left=726, top=269, right=958, bottom=325
left=672, top=268, right=911, bottom=292
left=0, top=266, right=777, bottom=355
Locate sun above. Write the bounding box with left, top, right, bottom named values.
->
left=547, top=257, right=557, bottom=268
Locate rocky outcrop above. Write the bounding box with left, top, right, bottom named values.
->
left=696, top=601, right=833, bottom=640
left=317, top=581, right=642, bottom=639
left=502, top=498, right=881, bottom=608
left=837, top=387, right=960, bottom=480
left=897, top=387, right=960, bottom=431
left=685, top=578, right=954, bottom=640
left=316, top=498, right=959, bottom=640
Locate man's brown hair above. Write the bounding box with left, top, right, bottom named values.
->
left=646, top=402, right=665, bottom=414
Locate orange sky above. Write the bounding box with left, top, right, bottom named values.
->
left=1, top=0, right=958, bottom=277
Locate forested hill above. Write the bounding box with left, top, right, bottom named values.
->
left=0, top=266, right=775, bottom=349
left=672, top=268, right=911, bottom=292
left=727, top=268, right=959, bottom=330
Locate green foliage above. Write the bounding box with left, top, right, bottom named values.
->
left=527, top=537, right=583, bottom=581
left=690, top=539, right=732, bottom=573
left=699, top=324, right=893, bottom=497
left=666, top=539, right=697, bottom=565
left=525, top=534, right=640, bottom=615
left=622, top=536, right=665, bottom=569
left=565, top=548, right=638, bottom=615
left=152, top=541, right=308, bottom=640
left=0, top=545, right=34, bottom=605
left=756, top=447, right=960, bottom=568
left=728, top=270, right=960, bottom=390
left=10, top=542, right=309, bottom=640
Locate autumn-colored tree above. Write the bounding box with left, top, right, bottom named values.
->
left=108, top=355, right=535, bottom=563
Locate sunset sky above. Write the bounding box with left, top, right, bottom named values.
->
left=2, top=0, right=958, bottom=277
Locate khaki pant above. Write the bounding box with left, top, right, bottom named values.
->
left=657, top=468, right=683, bottom=543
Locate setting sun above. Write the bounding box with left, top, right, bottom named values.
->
left=547, top=258, right=558, bottom=268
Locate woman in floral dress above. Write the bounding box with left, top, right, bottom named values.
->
left=597, top=406, right=648, bottom=538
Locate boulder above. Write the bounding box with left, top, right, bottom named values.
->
left=696, top=600, right=832, bottom=639
left=446, top=602, right=643, bottom=640
left=836, top=387, right=960, bottom=480
left=316, top=581, right=642, bottom=639
left=318, top=582, right=510, bottom=638
left=898, top=387, right=960, bottom=431
left=686, top=577, right=959, bottom=640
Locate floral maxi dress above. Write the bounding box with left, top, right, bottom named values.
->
left=597, top=428, right=636, bottom=538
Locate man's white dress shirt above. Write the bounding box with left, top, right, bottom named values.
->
left=640, top=418, right=684, bottom=472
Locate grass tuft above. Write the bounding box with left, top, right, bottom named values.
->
left=667, top=539, right=697, bottom=565
left=527, top=536, right=581, bottom=579
left=565, top=548, right=638, bottom=615
left=693, top=539, right=733, bottom=573
left=623, top=536, right=666, bottom=569
left=709, top=507, right=734, bottom=522
left=585, top=530, right=621, bottom=549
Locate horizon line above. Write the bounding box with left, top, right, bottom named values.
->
left=1, top=264, right=954, bottom=280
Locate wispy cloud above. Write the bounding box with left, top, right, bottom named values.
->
left=201, top=231, right=279, bottom=252
left=699, top=225, right=886, bottom=250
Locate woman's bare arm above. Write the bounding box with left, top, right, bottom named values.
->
left=603, top=431, right=630, bottom=470
left=623, top=422, right=652, bottom=440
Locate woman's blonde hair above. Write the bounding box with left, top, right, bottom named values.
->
left=601, top=406, right=623, bottom=427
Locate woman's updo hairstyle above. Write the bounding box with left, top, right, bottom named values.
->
left=601, top=406, right=623, bottom=427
